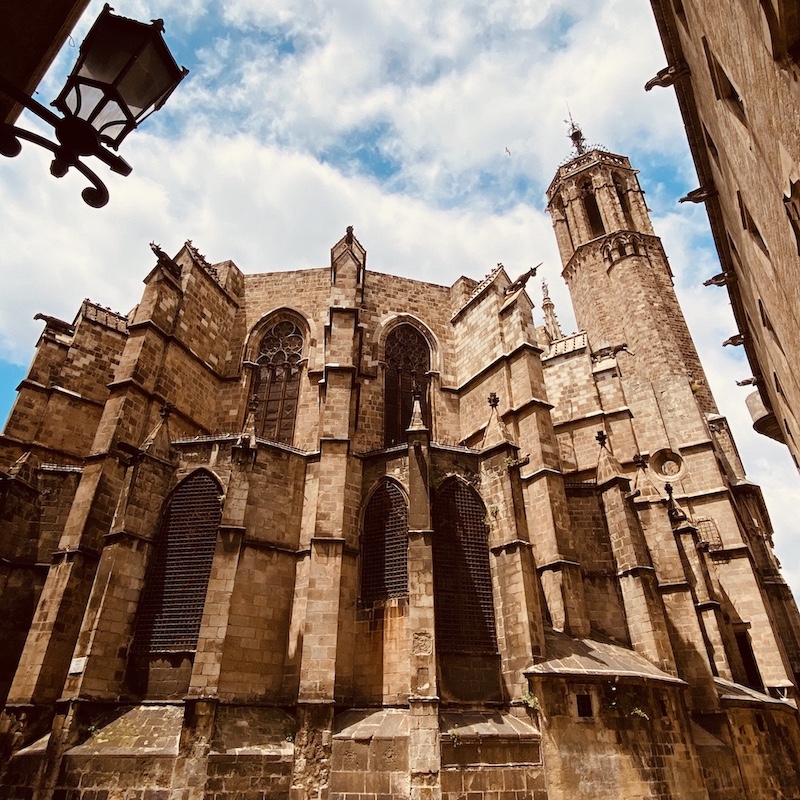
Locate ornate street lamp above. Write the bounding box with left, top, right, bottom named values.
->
left=0, top=4, right=188, bottom=207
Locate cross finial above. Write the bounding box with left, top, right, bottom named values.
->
left=248, top=393, right=259, bottom=413
left=159, top=402, right=173, bottom=419
left=595, top=430, right=607, bottom=447
left=488, top=392, right=500, bottom=409
left=665, top=482, right=674, bottom=499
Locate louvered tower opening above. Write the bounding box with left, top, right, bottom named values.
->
left=384, top=325, right=430, bottom=446
left=132, top=471, right=221, bottom=655
left=360, top=480, right=409, bottom=604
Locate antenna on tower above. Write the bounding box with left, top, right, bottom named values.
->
left=565, top=106, right=587, bottom=156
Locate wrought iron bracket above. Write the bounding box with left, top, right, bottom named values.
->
left=0, top=74, right=131, bottom=208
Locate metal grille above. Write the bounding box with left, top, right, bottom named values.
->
left=253, top=319, right=303, bottom=444
left=432, top=480, right=497, bottom=653
left=696, top=518, right=723, bottom=551
left=360, top=480, right=408, bottom=603
left=384, top=325, right=430, bottom=446
left=132, top=471, right=221, bottom=653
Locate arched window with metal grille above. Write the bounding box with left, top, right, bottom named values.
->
left=360, top=479, right=409, bottom=604
left=432, top=478, right=497, bottom=654
left=252, top=318, right=304, bottom=444
left=132, top=470, right=222, bottom=656
left=384, top=324, right=430, bottom=447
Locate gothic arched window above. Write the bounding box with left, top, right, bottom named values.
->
left=432, top=479, right=497, bottom=654
left=360, top=480, right=409, bottom=604
left=132, top=471, right=222, bottom=655
left=252, top=318, right=304, bottom=444
left=384, top=325, right=430, bottom=447
left=613, top=174, right=635, bottom=229
left=581, top=181, right=606, bottom=238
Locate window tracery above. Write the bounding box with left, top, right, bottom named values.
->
left=384, top=324, right=430, bottom=446
left=252, top=318, right=304, bottom=444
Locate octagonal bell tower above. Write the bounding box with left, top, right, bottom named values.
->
left=546, top=124, right=716, bottom=417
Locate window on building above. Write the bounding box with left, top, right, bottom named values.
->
left=360, top=480, right=409, bottom=604
left=613, top=174, right=635, bottom=229
left=734, top=628, right=765, bottom=692
left=252, top=318, right=304, bottom=444
left=384, top=325, right=430, bottom=447
left=552, top=196, right=574, bottom=252
left=758, top=1, right=800, bottom=62
left=673, top=0, right=688, bottom=28
left=581, top=181, right=606, bottom=238
left=703, top=124, right=721, bottom=169
left=784, top=180, right=800, bottom=255
left=132, top=470, right=222, bottom=656
left=432, top=479, right=497, bottom=654
left=576, top=693, right=594, bottom=717
left=738, top=193, right=770, bottom=257
left=702, top=37, right=748, bottom=126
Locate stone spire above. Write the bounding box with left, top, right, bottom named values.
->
left=407, top=391, right=427, bottom=432
left=595, top=429, right=625, bottom=486
left=541, top=281, right=564, bottom=342
left=480, top=392, right=515, bottom=450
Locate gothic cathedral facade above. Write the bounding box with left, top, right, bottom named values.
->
left=2, top=145, right=800, bottom=799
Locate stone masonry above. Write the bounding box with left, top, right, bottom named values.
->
left=1, top=146, right=800, bottom=799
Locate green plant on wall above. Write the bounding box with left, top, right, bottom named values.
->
left=604, top=681, right=650, bottom=721
left=521, top=690, right=541, bottom=713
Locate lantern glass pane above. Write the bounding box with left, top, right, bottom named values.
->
left=117, top=41, right=176, bottom=118
left=77, top=24, right=145, bottom=86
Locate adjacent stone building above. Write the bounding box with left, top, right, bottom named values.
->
left=648, top=0, right=800, bottom=468
left=2, top=143, right=800, bottom=799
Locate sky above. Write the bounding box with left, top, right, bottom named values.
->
left=2, top=0, right=800, bottom=593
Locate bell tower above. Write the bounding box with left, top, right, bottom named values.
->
left=546, top=123, right=716, bottom=417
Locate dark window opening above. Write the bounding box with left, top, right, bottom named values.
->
left=384, top=325, right=431, bottom=447
left=614, top=175, right=635, bottom=230
left=252, top=319, right=304, bottom=444
left=576, top=693, right=593, bottom=717
left=759, top=299, right=774, bottom=332
left=702, top=38, right=748, bottom=126
left=360, top=480, right=409, bottom=604
left=734, top=629, right=765, bottom=692
left=738, top=194, right=770, bottom=257
left=704, top=125, right=721, bottom=168
left=784, top=180, right=800, bottom=255
left=582, top=182, right=606, bottom=238
left=432, top=479, right=497, bottom=654
left=759, top=1, right=800, bottom=61
left=132, top=471, right=221, bottom=655
left=553, top=196, right=574, bottom=252
left=673, top=0, right=688, bottom=27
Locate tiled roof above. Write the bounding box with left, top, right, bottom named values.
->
left=527, top=629, right=683, bottom=684
left=440, top=710, right=539, bottom=740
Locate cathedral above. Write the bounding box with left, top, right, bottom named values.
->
left=1, top=141, right=800, bottom=800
